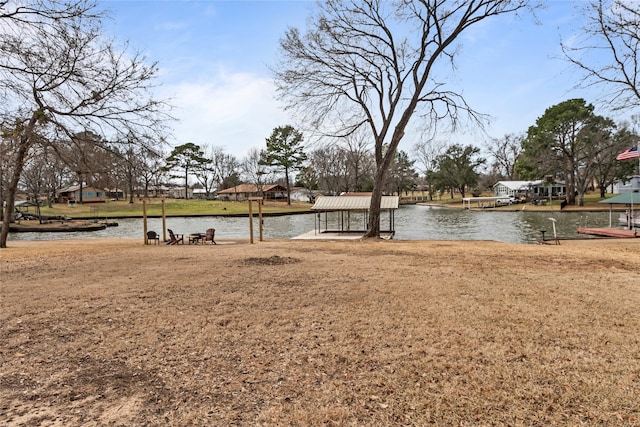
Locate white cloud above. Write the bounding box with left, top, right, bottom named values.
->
left=161, top=69, right=291, bottom=159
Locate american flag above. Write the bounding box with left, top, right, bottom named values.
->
left=616, top=145, right=639, bottom=161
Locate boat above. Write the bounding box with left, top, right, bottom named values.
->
left=8, top=220, right=107, bottom=233
left=619, top=212, right=640, bottom=228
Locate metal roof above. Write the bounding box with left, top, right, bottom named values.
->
left=493, top=180, right=542, bottom=190
left=599, top=193, right=640, bottom=204
left=311, top=196, right=399, bottom=211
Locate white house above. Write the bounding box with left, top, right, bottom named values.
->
left=493, top=180, right=566, bottom=199
left=611, top=175, right=640, bottom=194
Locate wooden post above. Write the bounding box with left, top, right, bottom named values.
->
left=143, top=199, right=148, bottom=245
left=162, top=199, right=166, bottom=242
left=248, top=197, right=264, bottom=243
left=248, top=198, right=254, bottom=244
left=258, top=198, right=263, bottom=242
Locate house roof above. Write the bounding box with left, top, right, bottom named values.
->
left=15, top=200, right=39, bottom=207
left=493, top=180, right=543, bottom=190
left=599, top=193, right=640, bottom=205
left=311, top=195, right=399, bottom=211
left=58, top=184, right=103, bottom=193
left=218, top=184, right=286, bottom=194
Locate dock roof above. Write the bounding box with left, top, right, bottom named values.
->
left=599, top=193, right=640, bottom=205
left=311, top=195, right=399, bottom=211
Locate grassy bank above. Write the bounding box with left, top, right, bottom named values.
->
left=36, top=198, right=313, bottom=219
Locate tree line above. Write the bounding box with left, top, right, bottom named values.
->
left=5, top=103, right=639, bottom=215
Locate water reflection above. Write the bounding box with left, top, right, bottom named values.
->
left=9, top=204, right=613, bottom=244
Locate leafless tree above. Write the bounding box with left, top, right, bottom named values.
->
left=485, top=133, right=524, bottom=180
left=412, top=138, right=447, bottom=200
left=309, top=146, right=349, bottom=195
left=204, top=145, right=240, bottom=194
left=0, top=0, right=171, bottom=247
left=241, top=147, right=275, bottom=199
left=562, top=0, right=640, bottom=111
left=343, top=131, right=375, bottom=192
left=274, top=0, right=533, bottom=237
left=20, top=145, right=69, bottom=209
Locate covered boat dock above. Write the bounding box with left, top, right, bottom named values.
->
left=306, top=195, right=399, bottom=239
left=577, top=193, right=640, bottom=238
left=599, top=193, right=640, bottom=229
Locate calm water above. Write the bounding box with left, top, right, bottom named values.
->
left=8, top=204, right=615, bottom=244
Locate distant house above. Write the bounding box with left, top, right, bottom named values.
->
left=105, top=188, right=124, bottom=199
left=611, top=175, right=640, bottom=194
left=289, top=187, right=320, bottom=203
left=57, top=185, right=106, bottom=204
left=493, top=180, right=566, bottom=199
left=217, top=184, right=287, bottom=201
left=192, top=188, right=218, bottom=200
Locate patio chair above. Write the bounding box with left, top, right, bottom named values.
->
left=203, top=228, right=216, bottom=245
left=166, top=229, right=184, bottom=245
left=146, top=230, right=160, bottom=245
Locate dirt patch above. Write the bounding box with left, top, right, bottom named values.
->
left=1, top=238, right=640, bottom=425
left=243, top=255, right=301, bottom=266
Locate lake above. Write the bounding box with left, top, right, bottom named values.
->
left=8, top=204, right=617, bottom=244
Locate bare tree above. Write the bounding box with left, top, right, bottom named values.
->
left=0, top=0, right=171, bottom=247
left=205, top=145, right=240, bottom=194
left=136, top=147, right=165, bottom=198
left=485, top=133, right=524, bottom=180
left=274, top=0, right=532, bottom=237
left=309, top=146, right=349, bottom=195
left=562, top=0, right=640, bottom=111
left=343, top=131, right=375, bottom=192
left=242, top=147, right=275, bottom=199
left=20, top=145, right=69, bottom=210
left=413, top=138, right=447, bottom=200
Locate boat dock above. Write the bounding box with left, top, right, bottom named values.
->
left=576, top=228, right=638, bottom=238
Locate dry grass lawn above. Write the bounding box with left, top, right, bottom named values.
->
left=1, top=237, right=640, bottom=426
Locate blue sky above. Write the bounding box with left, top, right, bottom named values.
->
left=101, top=1, right=624, bottom=160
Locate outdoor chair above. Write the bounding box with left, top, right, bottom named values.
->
left=166, top=229, right=184, bottom=245
left=204, top=228, right=216, bottom=245
left=146, top=230, right=160, bottom=245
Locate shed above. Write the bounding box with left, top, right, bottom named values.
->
left=310, top=195, right=399, bottom=237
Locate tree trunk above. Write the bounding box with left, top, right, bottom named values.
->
left=365, top=178, right=384, bottom=238
left=184, top=168, right=189, bottom=199
left=1, top=126, right=34, bottom=248
left=285, top=167, right=291, bottom=205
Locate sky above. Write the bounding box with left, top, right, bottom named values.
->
left=100, top=0, right=626, bottom=160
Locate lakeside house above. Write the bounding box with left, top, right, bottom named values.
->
left=217, top=184, right=288, bottom=201
left=493, top=180, right=566, bottom=200
left=192, top=188, right=218, bottom=200
left=57, top=185, right=106, bottom=204
left=611, top=175, right=640, bottom=194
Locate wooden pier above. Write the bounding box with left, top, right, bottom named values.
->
left=576, top=228, right=638, bottom=238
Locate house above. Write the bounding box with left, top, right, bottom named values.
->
left=192, top=188, right=218, bottom=200
left=105, top=188, right=124, bottom=199
left=57, top=185, right=106, bottom=204
left=493, top=180, right=566, bottom=200
left=289, top=187, right=321, bottom=203
left=611, top=175, right=640, bottom=194
left=217, top=184, right=287, bottom=201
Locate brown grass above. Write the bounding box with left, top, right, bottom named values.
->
left=1, top=238, right=640, bottom=426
